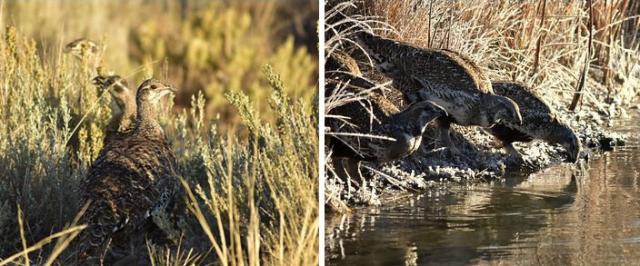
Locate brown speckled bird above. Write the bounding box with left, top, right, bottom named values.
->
left=489, top=81, right=581, bottom=162
left=65, top=38, right=100, bottom=56
left=328, top=72, right=447, bottom=180
left=92, top=74, right=136, bottom=144
left=64, top=38, right=102, bottom=71
left=77, top=79, right=179, bottom=264
left=356, top=32, right=522, bottom=148
left=330, top=98, right=447, bottom=161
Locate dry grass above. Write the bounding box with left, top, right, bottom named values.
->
left=1, top=0, right=317, bottom=130
left=362, top=0, right=640, bottom=105
left=0, top=0, right=318, bottom=265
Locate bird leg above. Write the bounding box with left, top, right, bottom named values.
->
left=503, top=142, right=528, bottom=165
left=436, top=120, right=459, bottom=155
left=333, top=158, right=365, bottom=200
left=503, top=143, right=521, bottom=157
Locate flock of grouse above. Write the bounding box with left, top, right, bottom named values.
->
left=327, top=31, right=581, bottom=181
left=65, top=39, right=182, bottom=264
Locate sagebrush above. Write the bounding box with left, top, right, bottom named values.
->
left=0, top=1, right=318, bottom=265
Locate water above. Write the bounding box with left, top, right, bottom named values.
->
left=326, top=114, right=640, bottom=265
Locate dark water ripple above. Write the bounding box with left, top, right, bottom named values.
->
left=327, top=113, right=640, bottom=265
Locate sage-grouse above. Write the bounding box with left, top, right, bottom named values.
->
left=64, top=38, right=102, bottom=71
left=328, top=73, right=446, bottom=180
left=65, top=38, right=100, bottom=57
left=92, top=74, right=136, bottom=144
left=356, top=32, right=522, bottom=148
left=77, top=79, right=180, bottom=264
left=489, top=81, right=581, bottom=162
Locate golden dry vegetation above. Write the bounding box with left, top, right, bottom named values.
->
left=0, top=0, right=318, bottom=265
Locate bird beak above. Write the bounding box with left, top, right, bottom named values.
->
left=160, top=85, right=177, bottom=94
left=564, top=144, right=579, bottom=163
left=437, top=106, right=448, bottom=117
left=63, top=44, right=73, bottom=53
left=160, top=86, right=176, bottom=98
left=149, top=85, right=176, bottom=103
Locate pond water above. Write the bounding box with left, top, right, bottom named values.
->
left=326, top=112, right=640, bottom=265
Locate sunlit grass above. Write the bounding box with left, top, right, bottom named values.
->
left=0, top=1, right=318, bottom=265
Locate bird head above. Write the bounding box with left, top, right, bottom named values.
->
left=486, top=95, right=522, bottom=127
left=554, top=126, right=581, bottom=163
left=136, top=79, right=176, bottom=105
left=414, top=100, right=447, bottom=128
left=64, top=38, right=100, bottom=59
left=93, top=75, right=133, bottom=112
left=395, top=100, right=447, bottom=135
left=93, top=75, right=135, bottom=118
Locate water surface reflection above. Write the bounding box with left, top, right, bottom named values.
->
left=327, top=116, right=640, bottom=265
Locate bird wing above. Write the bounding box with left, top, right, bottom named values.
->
left=492, top=81, right=556, bottom=118
left=78, top=137, right=178, bottom=258
left=359, top=33, right=491, bottom=95
left=78, top=163, right=156, bottom=259
left=490, top=123, right=535, bottom=144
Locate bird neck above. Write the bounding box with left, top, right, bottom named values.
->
left=134, top=101, right=164, bottom=138
left=544, top=122, right=570, bottom=145
left=120, top=100, right=137, bottom=131
left=478, top=94, right=502, bottom=127
left=107, top=100, right=136, bottom=134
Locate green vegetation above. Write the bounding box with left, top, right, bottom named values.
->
left=0, top=0, right=318, bottom=265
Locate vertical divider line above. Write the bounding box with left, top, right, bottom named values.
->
left=318, top=0, right=326, bottom=265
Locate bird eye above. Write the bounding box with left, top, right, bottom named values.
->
left=150, top=84, right=158, bottom=90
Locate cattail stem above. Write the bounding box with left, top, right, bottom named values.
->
left=427, top=0, right=432, bottom=48
left=569, top=0, right=594, bottom=111
left=532, top=0, right=547, bottom=74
